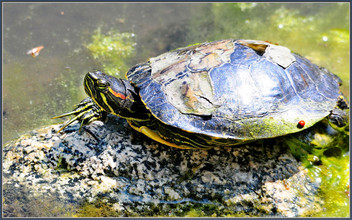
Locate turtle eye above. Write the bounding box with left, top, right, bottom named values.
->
left=97, top=79, right=108, bottom=89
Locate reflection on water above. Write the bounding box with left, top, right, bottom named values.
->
left=2, top=2, right=350, bottom=217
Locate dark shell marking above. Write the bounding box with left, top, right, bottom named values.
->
left=127, top=39, right=341, bottom=141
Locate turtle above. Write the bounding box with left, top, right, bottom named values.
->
left=53, top=39, right=349, bottom=149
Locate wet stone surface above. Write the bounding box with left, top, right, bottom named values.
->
left=3, top=115, right=323, bottom=217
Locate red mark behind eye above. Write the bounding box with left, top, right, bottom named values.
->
left=109, top=87, right=126, bottom=99
left=297, top=120, right=305, bottom=128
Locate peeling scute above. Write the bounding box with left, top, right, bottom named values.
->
left=149, top=39, right=234, bottom=116
left=238, top=39, right=296, bottom=68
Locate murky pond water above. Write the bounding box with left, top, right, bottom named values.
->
left=2, top=2, right=349, bottom=217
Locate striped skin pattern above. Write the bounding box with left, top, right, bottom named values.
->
left=84, top=71, right=151, bottom=122
left=126, top=39, right=342, bottom=147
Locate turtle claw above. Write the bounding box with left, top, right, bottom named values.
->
left=51, top=110, right=80, bottom=120
left=57, top=115, right=81, bottom=133
left=53, top=97, right=107, bottom=133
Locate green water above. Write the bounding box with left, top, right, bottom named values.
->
left=2, top=2, right=349, bottom=217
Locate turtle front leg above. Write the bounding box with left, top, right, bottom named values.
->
left=52, top=97, right=107, bottom=132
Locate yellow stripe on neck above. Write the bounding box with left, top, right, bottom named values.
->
left=100, top=93, right=116, bottom=114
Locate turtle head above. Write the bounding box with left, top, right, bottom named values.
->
left=84, top=71, right=146, bottom=120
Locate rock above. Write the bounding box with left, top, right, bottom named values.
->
left=3, top=115, right=324, bottom=217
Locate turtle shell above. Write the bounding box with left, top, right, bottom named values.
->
left=127, top=39, right=341, bottom=141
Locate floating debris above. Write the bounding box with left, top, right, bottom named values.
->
left=27, top=45, right=44, bottom=57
